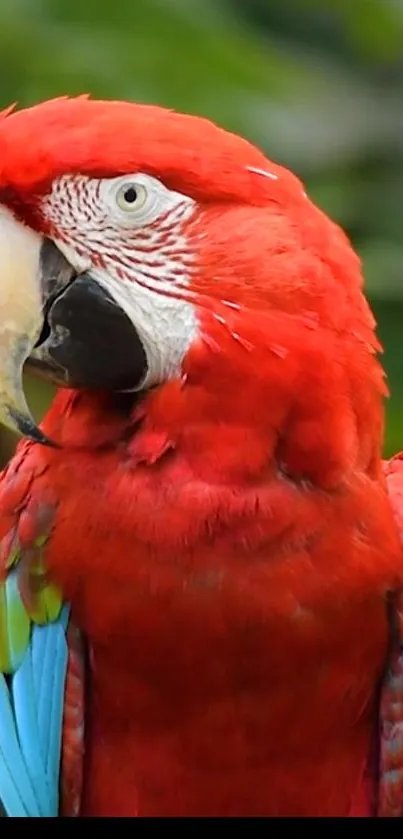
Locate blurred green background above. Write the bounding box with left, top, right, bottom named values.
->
left=0, top=0, right=402, bottom=463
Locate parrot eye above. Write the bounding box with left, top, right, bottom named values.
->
left=115, top=181, right=148, bottom=213
left=103, top=173, right=176, bottom=226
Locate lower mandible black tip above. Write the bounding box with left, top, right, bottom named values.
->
left=8, top=410, right=60, bottom=448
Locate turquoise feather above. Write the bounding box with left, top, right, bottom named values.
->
left=0, top=516, right=70, bottom=817
left=0, top=606, right=70, bottom=816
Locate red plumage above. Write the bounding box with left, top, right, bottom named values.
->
left=0, top=98, right=401, bottom=815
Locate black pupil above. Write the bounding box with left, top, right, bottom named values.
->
left=124, top=186, right=137, bottom=204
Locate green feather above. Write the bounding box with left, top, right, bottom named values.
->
left=0, top=528, right=61, bottom=673
left=0, top=510, right=72, bottom=818
left=0, top=573, right=30, bottom=674
left=5, top=545, right=19, bottom=571
left=27, top=582, right=62, bottom=626
left=21, top=543, right=62, bottom=625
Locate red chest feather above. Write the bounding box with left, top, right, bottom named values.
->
left=0, top=390, right=399, bottom=815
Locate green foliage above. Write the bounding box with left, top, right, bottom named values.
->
left=0, top=0, right=401, bottom=456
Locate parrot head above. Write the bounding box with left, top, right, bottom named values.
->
left=0, top=96, right=383, bottom=482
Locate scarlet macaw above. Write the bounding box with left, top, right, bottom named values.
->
left=0, top=97, right=401, bottom=816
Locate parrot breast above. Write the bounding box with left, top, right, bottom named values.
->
left=1, top=385, right=399, bottom=816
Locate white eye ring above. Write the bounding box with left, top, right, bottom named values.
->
left=115, top=181, right=148, bottom=213
left=102, top=172, right=193, bottom=228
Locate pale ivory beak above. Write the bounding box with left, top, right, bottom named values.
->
left=0, top=207, right=49, bottom=443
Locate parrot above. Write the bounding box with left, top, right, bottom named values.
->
left=0, top=96, right=401, bottom=817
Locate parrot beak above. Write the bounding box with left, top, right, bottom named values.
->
left=0, top=208, right=148, bottom=443
left=0, top=207, right=54, bottom=444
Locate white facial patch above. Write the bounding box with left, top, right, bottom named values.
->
left=41, top=172, right=199, bottom=389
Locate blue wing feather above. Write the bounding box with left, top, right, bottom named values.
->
left=45, top=619, right=69, bottom=814
left=0, top=674, right=39, bottom=815
left=12, top=644, right=50, bottom=815
left=31, top=619, right=47, bottom=703
left=37, top=621, right=55, bottom=770
left=0, top=605, right=70, bottom=816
